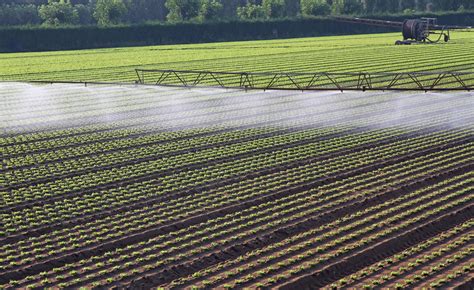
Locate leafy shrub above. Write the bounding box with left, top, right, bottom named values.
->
left=93, top=0, right=127, bottom=26
left=39, top=0, right=79, bottom=26
left=237, top=1, right=266, bottom=20
left=332, top=0, right=364, bottom=15
left=301, top=0, right=331, bottom=16
left=198, top=0, right=223, bottom=21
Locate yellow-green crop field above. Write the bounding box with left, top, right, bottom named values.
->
left=0, top=33, right=473, bottom=289
left=0, top=32, right=474, bottom=82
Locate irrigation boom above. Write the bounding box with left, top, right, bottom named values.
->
left=135, top=69, right=474, bottom=92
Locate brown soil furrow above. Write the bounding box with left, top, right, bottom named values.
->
left=3, top=145, right=466, bottom=276
left=187, top=185, right=473, bottom=289
left=64, top=166, right=471, bottom=288
left=2, top=132, right=469, bottom=249
left=1, top=145, right=470, bottom=284
left=120, top=164, right=471, bottom=289
left=2, top=125, right=429, bottom=213
left=345, top=229, right=474, bottom=288
left=6, top=113, right=470, bottom=213
left=277, top=205, right=474, bottom=290
left=6, top=104, right=472, bottom=195
left=2, top=127, right=357, bottom=210
left=167, top=178, right=472, bottom=289
left=446, top=271, right=474, bottom=289
left=255, top=196, right=472, bottom=289
left=4, top=126, right=296, bottom=172
left=388, top=248, right=473, bottom=289
left=2, top=92, right=396, bottom=169
left=418, top=259, right=474, bottom=289
left=2, top=128, right=357, bottom=201
left=455, top=277, right=474, bottom=290
left=5, top=152, right=469, bottom=289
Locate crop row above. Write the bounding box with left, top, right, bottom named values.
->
left=10, top=169, right=468, bottom=289
left=2, top=118, right=470, bottom=236
left=0, top=134, right=470, bottom=288
left=1, top=33, right=473, bottom=289
left=1, top=138, right=468, bottom=270
left=3, top=122, right=471, bottom=236
left=1, top=88, right=352, bottom=141
left=3, top=39, right=473, bottom=83
left=1, top=86, right=395, bottom=145
left=3, top=125, right=408, bottom=204
left=328, top=220, right=473, bottom=288
left=4, top=89, right=466, bottom=168
left=1, top=140, right=469, bottom=271
left=3, top=44, right=474, bottom=131
left=2, top=90, right=396, bottom=160
left=2, top=154, right=470, bottom=288
left=423, top=260, right=473, bottom=288
left=382, top=244, right=472, bottom=289
left=2, top=136, right=469, bottom=266
left=165, top=179, right=471, bottom=289
left=4, top=95, right=471, bottom=209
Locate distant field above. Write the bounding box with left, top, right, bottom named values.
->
left=0, top=32, right=474, bottom=83
left=0, top=33, right=473, bottom=289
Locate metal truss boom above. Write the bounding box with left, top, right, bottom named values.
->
left=135, top=69, right=474, bottom=92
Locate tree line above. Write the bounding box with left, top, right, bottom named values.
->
left=0, top=0, right=472, bottom=27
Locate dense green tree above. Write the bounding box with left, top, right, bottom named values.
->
left=462, top=0, right=473, bottom=9
left=237, top=0, right=286, bottom=19
left=301, top=0, right=331, bottom=16
left=38, top=0, right=79, bottom=25
left=165, top=0, right=200, bottom=22
left=236, top=0, right=266, bottom=20
left=123, top=0, right=166, bottom=23
left=364, top=0, right=376, bottom=14
left=283, top=0, right=300, bottom=17
left=93, top=0, right=127, bottom=25
left=1, top=0, right=473, bottom=27
left=262, top=0, right=285, bottom=18
left=366, top=0, right=398, bottom=13
left=400, top=0, right=416, bottom=10
left=75, top=3, right=93, bottom=24
left=430, top=0, right=471, bottom=11
left=332, top=0, right=364, bottom=14
left=198, top=0, right=223, bottom=21
left=0, top=4, right=41, bottom=26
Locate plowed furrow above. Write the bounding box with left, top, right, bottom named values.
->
left=278, top=205, right=473, bottom=290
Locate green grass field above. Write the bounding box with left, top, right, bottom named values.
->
left=1, top=32, right=473, bottom=289
left=1, top=32, right=474, bottom=82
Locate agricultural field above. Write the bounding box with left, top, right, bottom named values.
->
left=0, top=32, right=474, bottom=82
left=0, top=32, right=473, bottom=289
